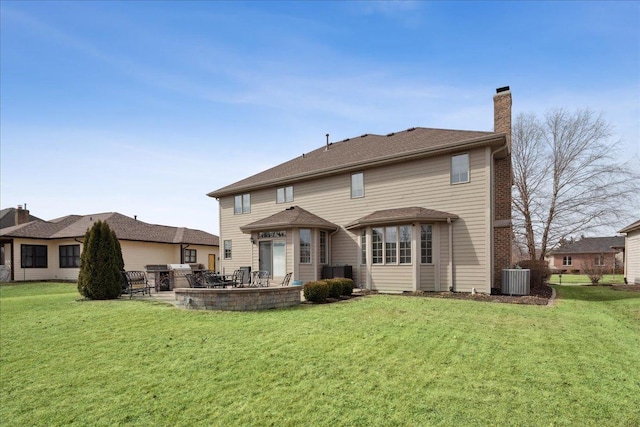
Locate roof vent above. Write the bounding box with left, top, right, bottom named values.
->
left=407, top=127, right=416, bottom=132
left=342, top=138, right=350, bottom=142
left=496, top=86, right=510, bottom=93
left=360, top=134, right=368, bottom=138
left=286, top=206, right=295, bottom=211
left=386, top=132, right=395, bottom=137
left=325, top=133, right=330, bottom=151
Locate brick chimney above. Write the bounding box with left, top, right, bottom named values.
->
left=493, top=86, right=512, bottom=151
left=492, top=86, right=513, bottom=292
left=15, top=205, right=30, bottom=225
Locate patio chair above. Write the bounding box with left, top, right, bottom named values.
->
left=251, top=270, right=270, bottom=287
left=203, top=271, right=226, bottom=288
left=224, top=269, right=244, bottom=287
left=185, top=273, right=205, bottom=288
left=280, top=272, right=292, bottom=287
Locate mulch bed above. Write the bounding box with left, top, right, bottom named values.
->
left=310, top=283, right=638, bottom=306
left=402, top=281, right=553, bottom=306
left=611, top=284, right=640, bottom=292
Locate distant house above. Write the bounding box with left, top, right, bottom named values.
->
left=619, top=219, right=640, bottom=285
left=0, top=210, right=219, bottom=282
left=207, top=87, right=514, bottom=294
left=547, top=236, right=625, bottom=274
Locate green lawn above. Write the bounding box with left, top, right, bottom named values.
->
left=1, top=283, right=639, bottom=426
left=549, top=274, right=625, bottom=285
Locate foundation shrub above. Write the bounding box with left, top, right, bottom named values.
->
left=337, top=278, right=354, bottom=296
left=303, top=281, right=329, bottom=303
left=326, top=279, right=344, bottom=299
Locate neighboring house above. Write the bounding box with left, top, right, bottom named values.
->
left=0, top=211, right=219, bottom=282
left=547, top=236, right=625, bottom=274
left=207, top=87, right=514, bottom=294
left=619, top=219, right=640, bottom=285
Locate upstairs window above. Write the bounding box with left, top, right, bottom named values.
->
left=351, top=172, right=364, bottom=198
left=276, top=186, right=294, bottom=204
left=234, top=193, right=251, bottom=214
left=451, top=153, right=469, bottom=184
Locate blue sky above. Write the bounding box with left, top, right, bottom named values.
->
left=1, top=1, right=638, bottom=236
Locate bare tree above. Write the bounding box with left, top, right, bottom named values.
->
left=512, top=108, right=639, bottom=260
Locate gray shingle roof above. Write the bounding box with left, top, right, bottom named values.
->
left=0, top=212, right=219, bottom=246
left=345, top=207, right=458, bottom=230
left=240, top=206, right=338, bottom=233
left=208, top=127, right=503, bottom=198
left=0, top=208, right=42, bottom=229
left=550, top=236, right=625, bottom=255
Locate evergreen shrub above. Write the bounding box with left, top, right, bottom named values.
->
left=77, top=220, right=123, bottom=300
left=303, top=281, right=329, bottom=303
left=326, top=279, right=344, bottom=298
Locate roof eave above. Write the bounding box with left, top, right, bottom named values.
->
left=208, top=134, right=506, bottom=198
left=345, top=215, right=458, bottom=231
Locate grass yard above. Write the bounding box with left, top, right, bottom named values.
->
left=1, top=283, right=639, bottom=426
left=549, top=274, right=625, bottom=285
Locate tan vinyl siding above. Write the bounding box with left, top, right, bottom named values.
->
left=626, top=231, right=640, bottom=285
left=420, top=265, right=436, bottom=291
left=370, top=265, right=413, bottom=292
left=12, top=238, right=54, bottom=281
left=217, top=147, right=491, bottom=291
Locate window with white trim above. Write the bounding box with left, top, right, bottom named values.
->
left=451, top=153, right=469, bottom=184
left=360, top=229, right=367, bottom=264
left=224, top=240, right=232, bottom=259
left=300, top=229, right=311, bottom=264
left=421, top=225, right=433, bottom=264
left=385, top=227, right=397, bottom=264
left=276, top=186, right=293, bottom=204
left=399, top=225, right=412, bottom=264
left=351, top=172, right=364, bottom=198
left=372, top=227, right=383, bottom=264
left=319, top=231, right=327, bottom=264
left=234, top=193, right=251, bottom=214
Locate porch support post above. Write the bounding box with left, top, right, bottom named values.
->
left=412, top=222, right=419, bottom=292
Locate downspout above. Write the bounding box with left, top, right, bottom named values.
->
left=180, top=244, right=190, bottom=264
left=448, top=217, right=454, bottom=292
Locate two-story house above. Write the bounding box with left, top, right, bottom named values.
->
left=208, top=87, right=513, bottom=294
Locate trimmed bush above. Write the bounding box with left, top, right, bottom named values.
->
left=326, top=279, right=344, bottom=299
left=77, top=220, right=123, bottom=300
left=339, top=278, right=354, bottom=296
left=303, top=281, right=329, bottom=303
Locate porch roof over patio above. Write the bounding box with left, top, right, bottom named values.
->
left=240, top=206, right=339, bottom=233
left=345, top=207, right=458, bottom=230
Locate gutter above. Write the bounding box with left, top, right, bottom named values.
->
left=208, top=135, right=506, bottom=198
